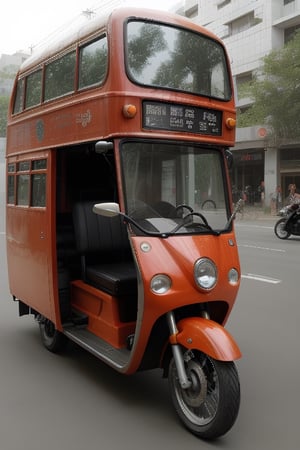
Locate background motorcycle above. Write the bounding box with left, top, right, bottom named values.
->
left=274, top=202, right=300, bottom=239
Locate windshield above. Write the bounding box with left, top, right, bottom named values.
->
left=126, top=20, right=231, bottom=101
left=120, top=141, right=230, bottom=236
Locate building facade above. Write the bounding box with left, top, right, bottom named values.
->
left=180, top=0, right=300, bottom=207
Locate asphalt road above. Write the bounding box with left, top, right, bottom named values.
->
left=0, top=214, right=299, bottom=450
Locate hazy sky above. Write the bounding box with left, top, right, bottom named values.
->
left=1, top=0, right=180, bottom=56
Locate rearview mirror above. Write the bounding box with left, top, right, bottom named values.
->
left=93, top=202, right=120, bottom=217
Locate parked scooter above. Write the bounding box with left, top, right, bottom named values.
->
left=274, top=202, right=300, bottom=239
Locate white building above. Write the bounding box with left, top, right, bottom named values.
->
left=181, top=0, right=300, bottom=206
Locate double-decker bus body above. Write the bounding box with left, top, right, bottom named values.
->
left=6, top=8, right=241, bottom=439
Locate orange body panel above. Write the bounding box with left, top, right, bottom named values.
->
left=176, top=317, right=242, bottom=361
left=123, top=232, right=240, bottom=372
left=71, top=280, right=135, bottom=348
left=6, top=207, right=53, bottom=317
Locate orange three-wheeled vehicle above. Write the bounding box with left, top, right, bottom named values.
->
left=6, top=7, right=241, bottom=439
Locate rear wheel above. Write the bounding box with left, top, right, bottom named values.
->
left=274, top=218, right=290, bottom=239
left=168, top=351, right=240, bottom=439
left=39, top=317, right=67, bottom=353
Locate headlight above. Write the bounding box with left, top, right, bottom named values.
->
left=228, top=268, right=239, bottom=284
left=150, top=274, right=172, bottom=294
left=194, top=258, right=217, bottom=290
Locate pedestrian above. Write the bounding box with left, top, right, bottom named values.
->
left=287, top=184, right=300, bottom=204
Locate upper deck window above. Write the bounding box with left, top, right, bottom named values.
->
left=44, top=51, right=76, bottom=101
left=25, top=69, right=42, bottom=108
left=79, top=35, right=108, bottom=89
left=13, top=78, right=25, bottom=114
left=126, top=20, right=231, bottom=101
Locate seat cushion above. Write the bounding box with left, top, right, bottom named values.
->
left=86, top=262, right=137, bottom=296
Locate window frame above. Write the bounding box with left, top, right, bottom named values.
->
left=7, top=158, right=47, bottom=208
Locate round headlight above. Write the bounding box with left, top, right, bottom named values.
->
left=228, top=268, right=239, bottom=284
left=194, top=258, right=217, bottom=290
left=150, top=274, right=172, bottom=294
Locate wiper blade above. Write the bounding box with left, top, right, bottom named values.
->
left=166, top=212, right=220, bottom=236
left=121, top=213, right=169, bottom=237
left=225, top=198, right=244, bottom=229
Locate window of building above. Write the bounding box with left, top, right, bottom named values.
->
left=44, top=51, right=76, bottom=101
left=284, top=25, right=300, bottom=43
left=284, top=0, right=294, bottom=5
left=185, top=4, right=198, bottom=18
left=236, top=72, right=253, bottom=90
left=227, top=11, right=262, bottom=36
left=218, top=0, right=231, bottom=9
left=78, top=35, right=108, bottom=89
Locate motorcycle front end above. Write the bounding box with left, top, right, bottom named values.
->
left=165, top=311, right=241, bottom=439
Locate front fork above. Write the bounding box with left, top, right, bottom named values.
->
left=167, top=311, right=193, bottom=389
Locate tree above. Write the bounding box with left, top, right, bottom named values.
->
left=0, top=65, right=18, bottom=137
left=0, top=95, right=9, bottom=137
left=238, top=30, right=300, bottom=140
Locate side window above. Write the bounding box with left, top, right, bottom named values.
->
left=16, top=161, right=30, bottom=206
left=7, top=163, right=16, bottom=204
left=8, top=159, right=47, bottom=207
left=31, top=159, right=47, bottom=207
left=44, top=51, right=76, bottom=101
left=79, top=36, right=108, bottom=89
left=13, top=78, right=25, bottom=114
left=25, top=69, right=42, bottom=108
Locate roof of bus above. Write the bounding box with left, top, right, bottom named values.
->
left=19, top=7, right=222, bottom=75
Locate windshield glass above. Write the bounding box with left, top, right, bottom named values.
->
left=126, top=20, right=231, bottom=101
left=120, top=141, right=230, bottom=236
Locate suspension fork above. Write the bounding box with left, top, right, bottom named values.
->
left=167, top=311, right=192, bottom=389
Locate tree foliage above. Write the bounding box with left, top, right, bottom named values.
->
left=0, top=65, right=17, bottom=137
left=0, top=95, right=9, bottom=137
left=238, top=30, right=300, bottom=139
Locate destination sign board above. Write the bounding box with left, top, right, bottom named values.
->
left=143, top=101, right=222, bottom=136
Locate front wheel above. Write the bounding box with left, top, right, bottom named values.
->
left=274, top=218, right=290, bottom=239
left=168, top=352, right=240, bottom=439
left=39, top=317, right=67, bottom=353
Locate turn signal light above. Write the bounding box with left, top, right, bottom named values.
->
left=225, top=117, right=236, bottom=129
left=123, top=104, right=137, bottom=118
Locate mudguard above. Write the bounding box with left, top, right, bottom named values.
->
left=176, top=317, right=242, bottom=361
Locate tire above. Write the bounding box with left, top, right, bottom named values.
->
left=274, top=218, right=290, bottom=239
left=201, top=200, right=216, bottom=210
left=168, top=351, right=240, bottom=439
left=39, top=318, right=67, bottom=353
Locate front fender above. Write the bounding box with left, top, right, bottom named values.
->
left=176, top=317, right=242, bottom=361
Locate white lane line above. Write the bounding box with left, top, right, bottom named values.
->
left=240, top=244, right=285, bottom=253
left=242, top=273, right=281, bottom=284
left=236, top=224, right=274, bottom=230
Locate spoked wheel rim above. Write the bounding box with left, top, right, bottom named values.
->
left=169, top=354, right=219, bottom=427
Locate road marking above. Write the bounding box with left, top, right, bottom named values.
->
left=240, top=244, right=285, bottom=253
left=236, top=223, right=274, bottom=230
left=242, top=273, right=281, bottom=284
